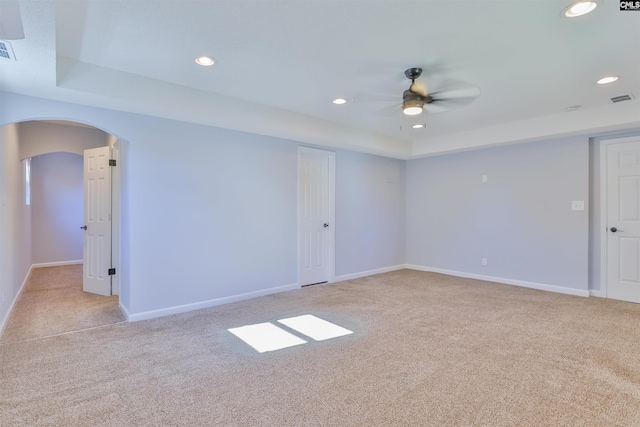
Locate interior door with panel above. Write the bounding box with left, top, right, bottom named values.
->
left=298, top=147, right=335, bottom=287
left=83, top=146, right=112, bottom=296
left=605, top=137, right=640, bottom=303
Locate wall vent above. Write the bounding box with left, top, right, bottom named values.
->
left=0, top=40, right=16, bottom=60
left=611, top=94, right=634, bottom=103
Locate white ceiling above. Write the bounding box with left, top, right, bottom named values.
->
left=1, top=0, right=639, bottom=159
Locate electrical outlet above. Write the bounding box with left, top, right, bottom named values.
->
left=482, top=258, right=487, bottom=266
left=482, top=175, right=488, bottom=183
left=571, top=200, right=585, bottom=211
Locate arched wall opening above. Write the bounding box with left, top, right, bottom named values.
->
left=0, top=110, right=131, bottom=325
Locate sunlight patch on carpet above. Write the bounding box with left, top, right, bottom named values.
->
left=278, top=314, right=353, bottom=341
left=228, top=315, right=353, bottom=353
left=228, top=322, right=307, bottom=353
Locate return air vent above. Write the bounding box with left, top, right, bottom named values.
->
left=0, top=40, right=16, bottom=60
left=611, top=94, right=634, bottom=103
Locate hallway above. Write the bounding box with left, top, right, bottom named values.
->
left=0, top=265, right=125, bottom=344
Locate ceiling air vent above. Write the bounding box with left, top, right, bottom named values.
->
left=611, top=94, right=634, bottom=103
left=0, top=40, right=16, bottom=60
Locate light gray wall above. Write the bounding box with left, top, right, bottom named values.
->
left=18, top=121, right=108, bottom=159
left=336, top=151, right=405, bottom=275
left=406, top=136, right=589, bottom=291
left=2, top=91, right=617, bottom=321
left=0, top=124, right=32, bottom=332
left=127, top=122, right=299, bottom=313
left=31, top=152, right=84, bottom=264
left=1, top=93, right=408, bottom=317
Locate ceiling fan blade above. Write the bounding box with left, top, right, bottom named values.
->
left=410, top=81, right=428, bottom=97
left=425, top=94, right=479, bottom=114
left=429, top=84, right=481, bottom=100
left=422, top=102, right=452, bottom=114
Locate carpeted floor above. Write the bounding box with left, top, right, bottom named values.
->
left=0, top=265, right=125, bottom=344
left=1, top=268, right=640, bottom=426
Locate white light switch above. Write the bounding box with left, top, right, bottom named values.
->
left=482, top=175, right=487, bottom=183
left=571, top=200, right=585, bottom=211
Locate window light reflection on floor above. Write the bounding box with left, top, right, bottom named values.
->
left=228, top=315, right=353, bottom=353
left=228, top=322, right=307, bottom=353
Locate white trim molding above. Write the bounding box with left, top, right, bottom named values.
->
left=32, top=260, right=83, bottom=268
left=118, top=302, right=131, bottom=321
left=335, top=265, right=405, bottom=282
left=405, top=264, right=590, bottom=297
left=589, top=289, right=604, bottom=298
left=128, top=282, right=300, bottom=322
left=0, top=265, right=33, bottom=338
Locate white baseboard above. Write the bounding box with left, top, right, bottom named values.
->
left=589, top=289, right=604, bottom=298
left=334, top=265, right=405, bottom=282
left=404, top=264, right=590, bottom=297
left=32, top=260, right=83, bottom=268
left=129, top=265, right=407, bottom=322
left=128, top=282, right=301, bottom=322
left=119, top=302, right=131, bottom=321
left=0, top=265, right=33, bottom=339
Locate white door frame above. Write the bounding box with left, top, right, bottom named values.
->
left=298, top=146, right=336, bottom=286
left=110, top=139, right=121, bottom=296
left=599, top=135, right=640, bottom=299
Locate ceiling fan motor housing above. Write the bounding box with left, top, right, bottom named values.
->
left=403, top=89, right=424, bottom=102
left=402, top=89, right=424, bottom=114
left=403, top=88, right=434, bottom=105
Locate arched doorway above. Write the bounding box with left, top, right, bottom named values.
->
left=0, top=117, right=130, bottom=335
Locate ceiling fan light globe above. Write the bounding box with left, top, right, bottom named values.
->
left=402, top=99, right=424, bottom=116
left=403, top=106, right=423, bottom=116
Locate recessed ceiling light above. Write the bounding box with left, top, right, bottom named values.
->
left=563, top=1, right=597, bottom=18
left=564, top=105, right=581, bottom=112
left=195, top=56, right=215, bottom=66
left=412, top=124, right=425, bottom=129
left=597, top=76, right=619, bottom=85
left=332, top=98, right=348, bottom=105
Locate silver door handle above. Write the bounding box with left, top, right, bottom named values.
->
left=610, top=227, right=624, bottom=233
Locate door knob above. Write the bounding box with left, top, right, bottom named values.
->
left=80, top=225, right=87, bottom=230
left=323, top=223, right=329, bottom=228
left=610, top=227, right=623, bottom=233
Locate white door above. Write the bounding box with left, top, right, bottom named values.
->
left=298, top=147, right=335, bottom=286
left=83, top=146, right=112, bottom=296
left=605, top=137, right=640, bottom=303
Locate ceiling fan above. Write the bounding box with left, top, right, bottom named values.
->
left=399, top=67, right=480, bottom=116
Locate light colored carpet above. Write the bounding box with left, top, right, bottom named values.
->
left=0, top=265, right=125, bottom=344
left=1, top=269, right=640, bottom=426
